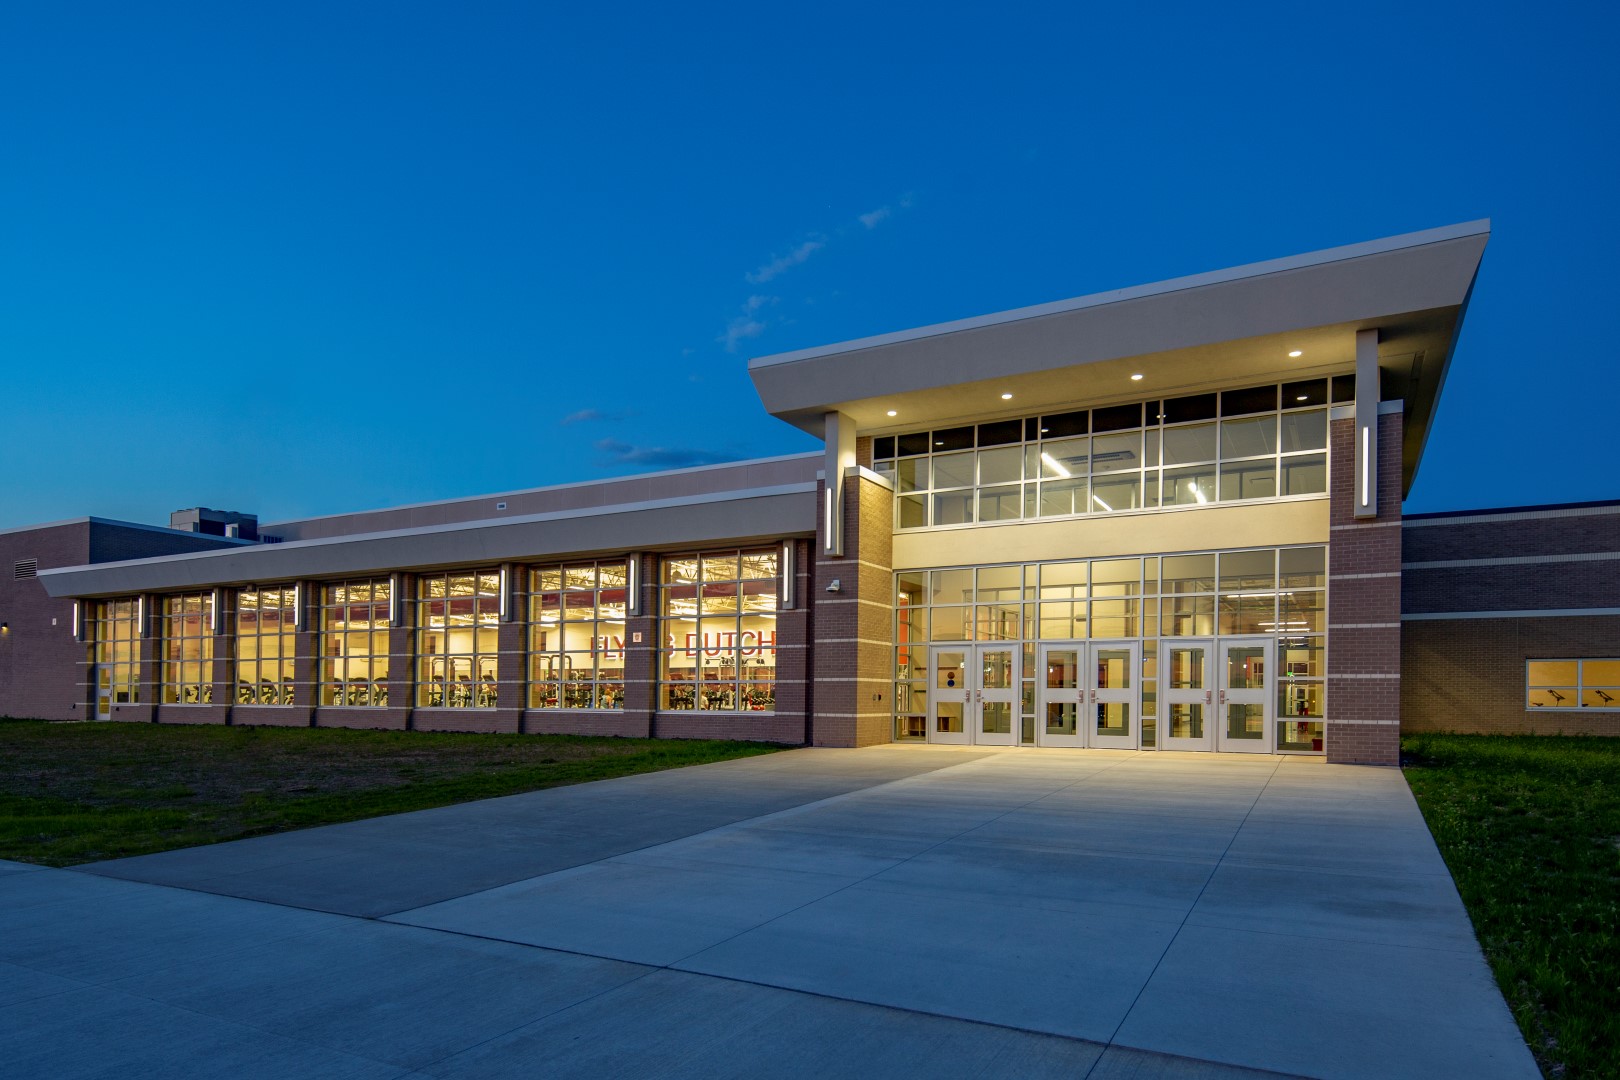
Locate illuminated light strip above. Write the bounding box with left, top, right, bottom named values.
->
left=1092, top=493, right=1113, bottom=512
left=1041, top=452, right=1072, bottom=478
left=824, top=488, right=836, bottom=553
left=1360, top=425, right=1370, bottom=507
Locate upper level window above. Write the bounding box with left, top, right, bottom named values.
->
left=417, top=571, right=500, bottom=708
left=160, top=593, right=215, bottom=704
left=872, top=378, right=1343, bottom=530
left=1527, top=660, right=1620, bottom=710
left=237, top=586, right=297, bottom=705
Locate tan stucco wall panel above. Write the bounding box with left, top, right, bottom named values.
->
left=891, top=499, right=1329, bottom=570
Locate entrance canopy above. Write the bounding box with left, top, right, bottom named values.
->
left=749, top=221, right=1488, bottom=496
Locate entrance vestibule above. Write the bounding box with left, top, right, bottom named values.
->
left=927, top=637, right=1277, bottom=752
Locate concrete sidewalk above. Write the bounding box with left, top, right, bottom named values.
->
left=2, top=747, right=1538, bottom=1079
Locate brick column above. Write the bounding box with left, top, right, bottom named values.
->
left=1326, top=410, right=1404, bottom=765
left=614, top=553, right=658, bottom=737
left=811, top=460, right=895, bottom=747
left=771, top=538, right=812, bottom=742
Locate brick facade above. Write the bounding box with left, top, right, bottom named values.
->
left=1402, top=503, right=1620, bottom=736
left=810, top=459, right=895, bottom=748
left=1325, top=413, right=1404, bottom=765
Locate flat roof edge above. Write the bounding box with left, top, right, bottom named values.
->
left=750, top=220, right=1491, bottom=370
left=38, top=482, right=820, bottom=581
left=258, top=451, right=821, bottom=531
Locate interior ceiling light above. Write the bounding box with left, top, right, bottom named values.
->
left=1000, top=392, right=1013, bottom=400
left=1130, top=373, right=1144, bottom=381
left=1288, top=350, right=1303, bottom=358
left=1297, top=395, right=1308, bottom=401
left=886, top=410, right=897, bottom=417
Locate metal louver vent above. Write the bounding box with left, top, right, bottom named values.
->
left=14, top=559, right=38, bottom=579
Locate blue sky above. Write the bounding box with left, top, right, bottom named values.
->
left=2, top=1, right=1615, bottom=529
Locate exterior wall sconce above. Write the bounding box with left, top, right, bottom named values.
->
left=826, top=579, right=842, bottom=593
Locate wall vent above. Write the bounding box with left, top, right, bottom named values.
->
left=14, top=559, right=38, bottom=579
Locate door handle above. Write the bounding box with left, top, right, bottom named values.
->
left=1204, top=690, right=1213, bottom=705
left=1218, top=689, right=1227, bottom=705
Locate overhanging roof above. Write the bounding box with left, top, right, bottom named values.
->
left=749, top=221, right=1489, bottom=495
left=39, top=484, right=817, bottom=599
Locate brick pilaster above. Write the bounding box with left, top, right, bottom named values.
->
left=811, top=469, right=894, bottom=746
left=1326, top=411, right=1404, bottom=765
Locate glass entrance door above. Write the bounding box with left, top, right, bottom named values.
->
left=1218, top=637, right=1273, bottom=753
left=1089, top=641, right=1138, bottom=749
left=928, top=645, right=1019, bottom=746
left=95, top=666, right=112, bottom=719
left=1160, top=639, right=1212, bottom=751
left=975, top=645, right=1019, bottom=746
left=930, top=648, right=970, bottom=744
left=1036, top=644, right=1083, bottom=747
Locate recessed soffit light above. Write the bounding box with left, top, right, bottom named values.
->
left=1130, top=373, right=1144, bottom=381
left=886, top=410, right=897, bottom=417
left=1000, top=392, right=1013, bottom=400
left=1288, top=350, right=1303, bottom=358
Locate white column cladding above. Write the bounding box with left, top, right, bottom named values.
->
left=1354, top=328, right=1380, bottom=519
left=822, top=410, right=857, bottom=557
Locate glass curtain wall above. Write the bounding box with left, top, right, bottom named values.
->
left=895, top=546, right=1327, bottom=751
left=528, top=561, right=628, bottom=709
left=417, top=571, right=501, bottom=708
left=321, top=579, right=391, bottom=706
left=874, top=379, right=1346, bottom=530
left=160, top=592, right=215, bottom=703
left=236, top=586, right=297, bottom=705
left=90, top=599, right=142, bottom=704
left=661, top=550, right=778, bottom=711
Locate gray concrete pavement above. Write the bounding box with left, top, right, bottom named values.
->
left=2, top=746, right=1538, bottom=1079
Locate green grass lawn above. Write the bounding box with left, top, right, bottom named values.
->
left=0, top=719, right=787, bottom=867
left=1403, top=733, right=1620, bottom=1080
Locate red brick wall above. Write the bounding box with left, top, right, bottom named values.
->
left=810, top=470, right=895, bottom=747
left=1403, top=616, right=1620, bottom=736
left=1326, top=413, right=1403, bottom=765
left=1401, top=503, right=1620, bottom=736
left=0, top=522, right=90, bottom=721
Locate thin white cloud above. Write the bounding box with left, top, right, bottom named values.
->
left=858, top=206, right=892, bottom=229
left=561, top=408, right=629, bottom=425
left=747, top=238, right=825, bottom=284
left=718, top=295, right=778, bottom=352
left=595, top=439, right=737, bottom=469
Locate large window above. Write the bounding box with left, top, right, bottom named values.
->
left=321, top=579, right=391, bottom=707
left=529, top=561, right=628, bottom=709
left=661, top=550, right=778, bottom=712
left=417, top=570, right=500, bottom=708
left=237, top=586, right=297, bottom=705
left=1527, top=660, right=1620, bottom=710
left=90, top=599, right=141, bottom=704
left=873, top=378, right=1346, bottom=529
left=160, top=592, right=215, bottom=704
left=893, top=546, right=1327, bottom=751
